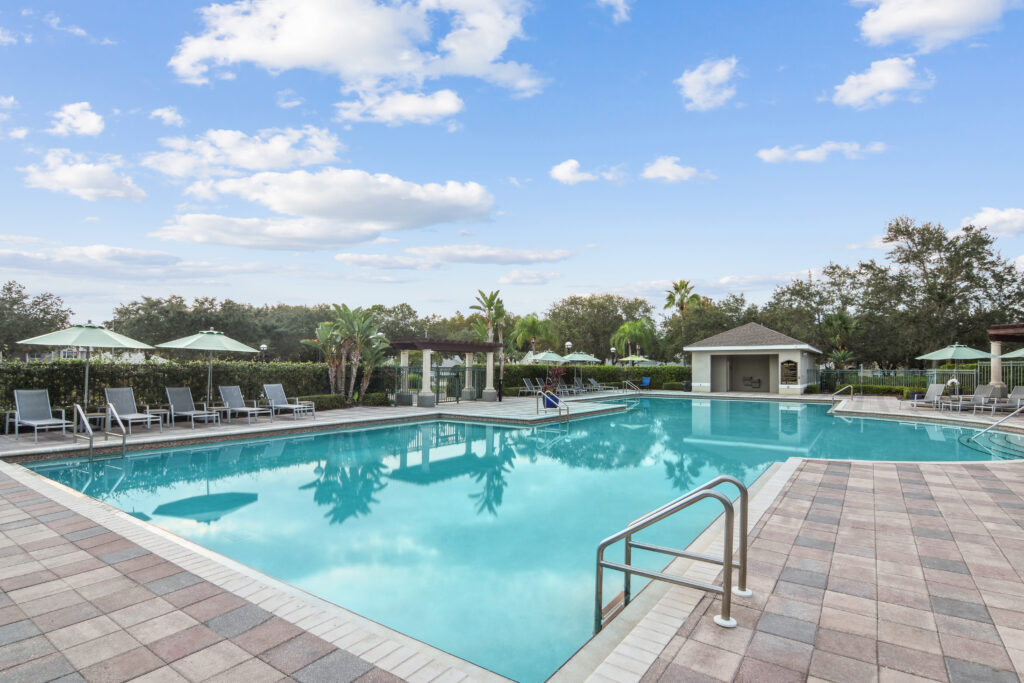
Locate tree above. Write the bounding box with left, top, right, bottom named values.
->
left=470, top=290, right=500, bottom=342
left=611, top=319, right=656, bottom=357
left=511, top=315, right=554, bottom=353
left=0, top=281, right=73, bottom=359
left=547, top=294, right=654, bottom=359
left=357, top=332, right=389, bottom=404
left=301, top=322, right=345, bottom=394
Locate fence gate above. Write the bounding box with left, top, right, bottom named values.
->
left=432, top=367, right=464, bottom=404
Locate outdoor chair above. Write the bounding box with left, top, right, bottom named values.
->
left=907, top=383, right=945, bottom=409
left=12, top=389, right=73, bottom=442
left=519, top=378, right=541, bottom=396
left=556, top=380, right=581, bottom=396
left=166, top=387, right=221, bottom=429
left=639, top=377, right=651, bottom=390
left=104, top=387, right=162, bottom=434
left=218, top=385, right=273, bottom=424
left=573, top=377, right=591, bottom=393
left=941, top=384, right=994, bottom=413
left=262, top=384, right=315, bottom=420
left=588, top=378, right=614, bottom=391
left=983, top=385, right=1024, bottom=415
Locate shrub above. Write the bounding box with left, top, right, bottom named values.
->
left=298, top=393, right=349, bottom=410
left=662, top=382, right=686, bottom=391
left=360, top=392, right=392, bottom=407
left=499, top=364, right=691, bottom=392
left=805, top=384, right=820, bottom=394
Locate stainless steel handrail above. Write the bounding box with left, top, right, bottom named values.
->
left=969, top=403, right=1024, bottom=442
left=72, top=403, right=95, bottom=458
left=623, top=380, right=640, bottom=393
left=595, top=475, right=751, bottom=633
left=536, top=389, right=569, bottom=417
left=105, top=403, right=128, bottom=455
left=831, top=384, right=854, bottom=400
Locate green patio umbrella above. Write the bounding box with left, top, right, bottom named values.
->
left=18, top=322, right=153, bottom=409
left=563, top=351, right=601, bottom=382
left=916, top=344, right=994, bottom=361
left=156, top=329, right=258, bottom=405
left=532, top=350, right=565, bottom=364
left=1000, top=348, right=1024, bottom=359
left=617, top=354, right=650, bottom=365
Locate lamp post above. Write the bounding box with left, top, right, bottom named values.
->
left=610, top=346, right=617, bottom=365
left=259, top=344, right=268, bottom=363
left=565, top=341, right=574, bottom=382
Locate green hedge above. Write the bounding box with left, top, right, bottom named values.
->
left=807, top=383, right=919, bottom=397
left=663, top=382, right=686, bottom=391
left=361, top=392, right=392, bottom=406
left=499, top=364, right=692, bottom=395
left=0, top=359, right=330, bottom=411
left=297, top=393, right=349, bottom=410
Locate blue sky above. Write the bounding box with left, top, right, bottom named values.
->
left=1, top=0, right=1022, bottom=324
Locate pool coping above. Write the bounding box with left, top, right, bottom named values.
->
left=0, top=457, right=512, bottom=682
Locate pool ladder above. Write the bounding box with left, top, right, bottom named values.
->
left=594, top=475, right=750, bottom=633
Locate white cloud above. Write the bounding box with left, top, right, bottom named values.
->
left=169, top=0, right=543, bottom=124
left=141, top=126, right=341, bottom=177
left=854, top=0, right=1017, bottom=53
left=675, top=57, right=739, bottom=111
left=963, top=207, right=1024, bottom=237
left=499, top=269, right=561, bottom=284
left=335, top=244, right=570, bottom=269
left=42, top=12, right=115, bottom=45
left=757, top=141, right=886, bottom=163
left=276, top=89, right=303, bottom=109
left=21, top=149, right=146, bottom=201
left=597, top=0, right=633, bottom=23
left=844, top=235, right=888, bottom=250
left=641, top=156, right=699, bottom=182
left=8, top=128, right=28, bottom=139
left=46, top=102, right=105, bottom=136
left=0, top=27, right=18, bottom=45
left=0, top=95, right=16, bottom=108
left=336, top=89, right=463, bottom=125
left=152, top=167, right=494, bottom=249
left=550, top=159, right=597, bottom=185
left=150, top=106, right=184, bottom=127
left=831, top=57, right=934, bottom=109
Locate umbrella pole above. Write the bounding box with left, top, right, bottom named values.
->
left=207, top=351, right=213, bottom=407
left=83, top=347, right=91, bottom=410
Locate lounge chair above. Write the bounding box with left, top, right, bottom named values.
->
left=588, top=378, right=614, bottom=392
left=218, top=385, right=273, bottom=424
left=573, top=377, right=592, bottom=393
left=519, top=378, right=541, bottom=397
left=941, top=384, right=993, bottom=413
left=556, top=380, right=581, bottom=396
left=908, top=383, right=945, bottom=409
left=104, top=388, right=162, bottom=434
left=166, top=387, right=221, bottom=429
left=12, top=389, right=73, bottom=442
left=262, top=384, right=315, bottom=420
left=982, top=385, right=1024, bottom=415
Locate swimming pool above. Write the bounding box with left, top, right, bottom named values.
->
left=28, top=397, right=1005, bottom=681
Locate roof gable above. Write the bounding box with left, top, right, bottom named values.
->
left=686, top=322, right=819, bottom=351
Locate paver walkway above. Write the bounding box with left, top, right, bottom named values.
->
left=637, top=459, right=1024, bottom=682
left=0, top=471, right=400, bottom=682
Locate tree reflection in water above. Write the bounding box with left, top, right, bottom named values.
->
left=300, top=449, right=389, bottom=525
left=469, top=431, right=517, bottom=516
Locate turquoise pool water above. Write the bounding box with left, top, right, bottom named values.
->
left=30, top=398, right=997, bottom=681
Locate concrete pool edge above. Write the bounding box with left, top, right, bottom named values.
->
left=0, top=458, right=511, bottom=682
left=549, top=457, right=803, bottom=682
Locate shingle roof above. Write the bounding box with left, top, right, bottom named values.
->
left=685, top=322, right=820, bottom=351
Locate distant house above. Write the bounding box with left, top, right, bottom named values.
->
left=684, top=323, right=820, bottom=395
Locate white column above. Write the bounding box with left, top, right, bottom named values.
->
left=418, top=348, right=435, bottom=407
left=990, top=340, right=1007, bottom=398
left=481, top=351, right=497, bottom=401
left=461, top=352, right=476, bottom=400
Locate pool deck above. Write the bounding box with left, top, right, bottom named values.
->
left=2, top=391, right=1024, bottom=681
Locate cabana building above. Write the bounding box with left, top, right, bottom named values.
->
left=684, top=323, right=820, bottom=395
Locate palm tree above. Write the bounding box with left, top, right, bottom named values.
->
left=611, top=319, right=656, bottom=358
left=343, top=308, right=381, bottom=400
left=357, top=333, right=389, bottom=404
left=512, top=315, right=554, bottom=353
left=470, top=289, right=500, bottom=342
left=301, top=322, right=345, bottom=394
left=829, top=349, right=855, bottom=369
left=664, top=280, right=696, bottom=318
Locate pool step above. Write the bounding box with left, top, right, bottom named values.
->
left=958, top=431, right=1024, bottom=460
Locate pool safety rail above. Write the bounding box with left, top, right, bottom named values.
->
left=831, top=384, right=855, bottom=400
left=536, top=388, right=570, bottom=418
left=72, top=402, right=128, bottom=459
left=969, top=403, right=1024, bottom=441
left=622, top=380, right=641, bottom=393
left=594, top=475, right=750, bottom=633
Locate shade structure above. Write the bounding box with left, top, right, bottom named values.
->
left=531, top=350, right=565, bottom=364
left=916, top=344, right=995, bottom=361
left=1001, top=347, right=1024, bottom=359
left=17, top=322, right=153, bottom=409
left=617, top=354, right=650, bottom=364
left=156, top=329, right=258, bottom=405
left=563, top=352, right=601, bottom=363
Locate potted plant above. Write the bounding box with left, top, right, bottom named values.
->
left=541, top=384, right=559, bottom=408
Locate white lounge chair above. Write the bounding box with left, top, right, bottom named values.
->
left=12, top=389, right=73, bottom=442
left=104, top=387, right=162, bottom=434
left=941, top=384, right=993, bottom=413
left=218, top=385, right=273, bottom=424
left=984, top=386, right=1024, bottom=415
left=166, top=387, right=221, bottom=429
left=262, top=384, right=315, bottom=420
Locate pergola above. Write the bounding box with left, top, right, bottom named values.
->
left=389, top=338, right=504, bottom=407
left=987, top=324, right=1024, bottom=397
